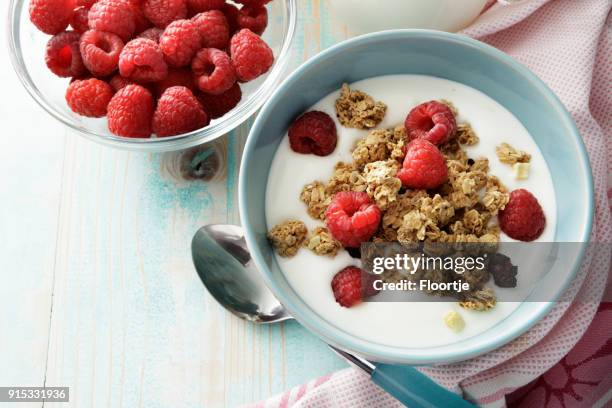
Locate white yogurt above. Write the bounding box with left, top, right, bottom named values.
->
left=265, top=75, right=557, bottom=348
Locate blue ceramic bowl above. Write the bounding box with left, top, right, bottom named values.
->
left=239, top=30, right=593, bottom=364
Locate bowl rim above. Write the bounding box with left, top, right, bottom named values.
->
left=239, top=29, right=594, bottom=364
left=6, top=0, right=298, bottom=152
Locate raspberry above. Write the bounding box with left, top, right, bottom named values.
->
left=137, top=27, right=163, bottom=42
left=499, top=189, right=546, bottom=241
left=119, top=38, right=168, bottom=82
left=221, top=3, right=240, bottom=34
left=325, top=192, right=381, bottom=248
left=65, top=78, right=114, bottom=117
left=108, top=75, right=155, bottom=93
left=107, top=84, right=154, bottom=137
left=197, top=82, right=242, bottom=119
left=70, top=6, right=90, bottom=33
left=287, top=111, right=337, bottom=156
left=192, top=10, right=230, bottom=49
left=45, top=31, right=86, bottom=78
left=76, top=0, right=97, bottom=7
left=405, top=101, right=457, bottom=146
left=159, top=19, right=202, bottom=67
left=80, top=29, right=124, bottom=77
left=130, top=5, right=152, bottom=33
left=230, top=29, right=273, bottom=82
left=29, top=0, right=73, bottom=35
left=142, top=0, right=187, bottom=28
left=187, top=0, right=224, bottom=13
left=108, top=74, right=136, bottom=91
left=397, top=139, right=447, bottom=189
left=152, top=86, right=209, bottom=137
left=192, top=48, right=236, bottom=95
left=236, top=6, right=267, bottom=35
left=154, top=67, right=196, bottom=96
left=88, top=0, right=136, bottom=41
left=331, top=266, right=379, bottom=308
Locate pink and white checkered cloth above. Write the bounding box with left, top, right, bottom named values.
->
left=247, top=1, right=612, bottom=406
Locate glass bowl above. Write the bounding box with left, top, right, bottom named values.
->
left=7, top=0, right=297, bottom=152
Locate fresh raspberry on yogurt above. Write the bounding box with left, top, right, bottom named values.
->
left=288, top=111, right=337, bottom=156
left=405, top=100, right=457, bottom=145
left=499, top=189, right=546, bottom=241
left=397, top=139, right=448, bottom=189
left=331, top=266, right=379, bottom=308
left=325, top=192, right=381, bottom=248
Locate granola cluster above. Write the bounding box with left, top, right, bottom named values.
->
left=363, top=160, right=402, bottom=210
left=373, top=158, right=507, bottom=248
left=457, top=123, right=479, bottom=146
left=496, top=142, right=531, bottom=164
left=335, top=83, right=387, bottom=129
left=267, top=221, right=342, bottom=258
left=267, top=220, right=308, bottom=257
left=269, top=86, right=525, bottom=312
left=299, top=162, right=369, bottom=220
left=306, top=227, right=343, bottom=256
left=300, top=181, right=330, bottom=220
left=459, top=287, right=497, bottom=311
left=352, top=126, right=407, bottom=168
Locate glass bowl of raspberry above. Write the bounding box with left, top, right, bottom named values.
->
left=7, top=0, right=297, bottom=152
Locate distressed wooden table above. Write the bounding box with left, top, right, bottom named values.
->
left=0, top=2, right=351, bottom=406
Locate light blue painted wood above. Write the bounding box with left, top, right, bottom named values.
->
left=0, top=11, right=64, bottom=408
left=2, top=1, right=350, bottom=407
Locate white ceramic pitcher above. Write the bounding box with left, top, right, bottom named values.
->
left=329, top=0, right=521, bottom=36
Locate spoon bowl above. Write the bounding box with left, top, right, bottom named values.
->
left=191, top=224, right=290, bottom=323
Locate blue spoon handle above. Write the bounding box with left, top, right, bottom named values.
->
left=372, top=363, right=476, bottom=408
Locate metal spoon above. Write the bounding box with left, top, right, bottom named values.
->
left=191, top=224, right=475, bottom=408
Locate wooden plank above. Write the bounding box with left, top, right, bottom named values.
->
left=43, top=128, right=345, bottom=407
left=0, top=6, right=65, bottom=406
